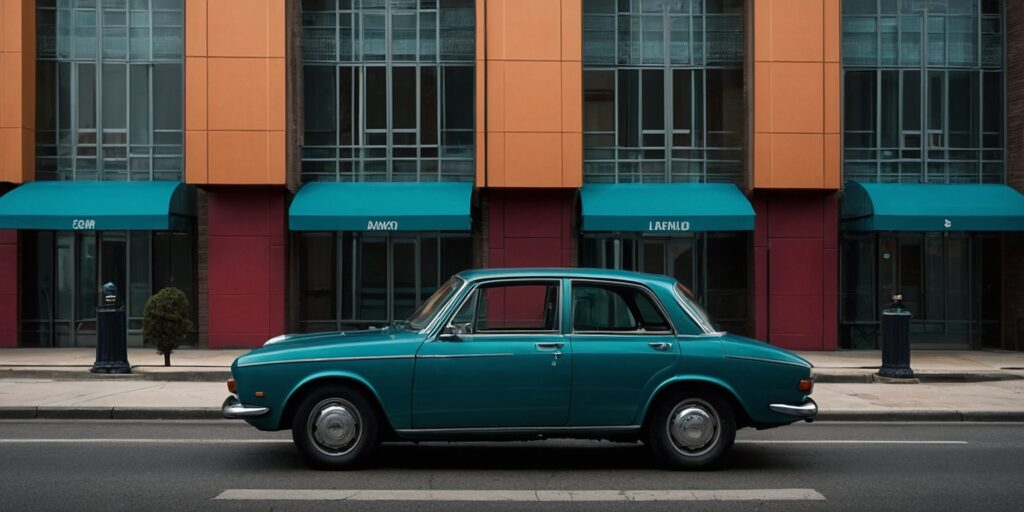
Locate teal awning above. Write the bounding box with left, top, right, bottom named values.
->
left=841, top=181, right=1024, bottom=232
left=0, top=181, right=195, bottom=231
left=580, top=183, right=755, bottom=232
left=289, top=182, right=474, bottom=231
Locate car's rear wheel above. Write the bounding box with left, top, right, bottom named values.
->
left=291, top=385, right=379, bottom=470
left=647, top=390, right=736, bottom=469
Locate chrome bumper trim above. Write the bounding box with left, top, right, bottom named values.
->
left=221, top=395, right=269, bottom=419
left=769, top=398, right=818, bottom=418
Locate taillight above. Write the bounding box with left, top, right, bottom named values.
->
left=227, top=379, right=237, bottom=393
left=798, top=379, right=814, bottom=393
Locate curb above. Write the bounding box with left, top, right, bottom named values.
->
left=0, top=407, right=223, bottom=420
left=815, top=410, right=1024, bottom=422
left=812, top=371, right=1024, bottom=384
left=0, top=369, right=230, bottom=382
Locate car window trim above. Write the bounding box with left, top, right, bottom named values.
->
left=568, top=278, right=677, bottom=336
left=435, top=277, right=565, bottom=339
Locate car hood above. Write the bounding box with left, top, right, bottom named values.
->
left=233, top=327, right=423, bottom=369
left=718, top=333, right=813, bottom=369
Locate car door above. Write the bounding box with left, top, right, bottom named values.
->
left=568, top=280, right=680, bottom=426
left=412, top=279, right=571, bottom=429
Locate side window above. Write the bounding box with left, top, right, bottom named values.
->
left=572, top=282, right=672, bottom=334
left=451, top=281, right=560, bottom=334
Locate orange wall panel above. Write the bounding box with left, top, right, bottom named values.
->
left=477, top=0, right=582, bottom=189
left=752, top=0, right=840, bottom=191
left=0, top=0, right=33, bottom=184
left=186, top=0, right=286, bottom=186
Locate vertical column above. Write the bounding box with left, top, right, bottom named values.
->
left=185, top=0, right=286, bottom=185
left=0, top=227, right=16, bottom=347
left=751, top=0, right=840, bottom=350
left=0, top=0, right=34, bottom=184
left=1004, top=1, right=1024, bottom=349
left=476, top=0, right=581, bottom=188
left=753, top=191, right=838, bottom=350
left=206, top=189, right=286, bottom=348
left=187, top=1, right=288, bottom=347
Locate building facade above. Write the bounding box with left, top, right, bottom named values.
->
left=0, top=0, right=1022, bottom=352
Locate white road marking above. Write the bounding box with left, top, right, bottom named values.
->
left=213, top=489, right=827, bottom=502
left=0, top=438, right=967, bottom=445
left=0, top=438, right=291, bottom=444
left=736, top=440, right=968, bottom=445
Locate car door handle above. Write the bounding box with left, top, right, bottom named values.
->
left=648, top=342, right=673, bottom=352
left=535, top=342, right=565, bottom=350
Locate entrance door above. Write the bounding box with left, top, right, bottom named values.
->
left=879, top=233, right=972, bottom=348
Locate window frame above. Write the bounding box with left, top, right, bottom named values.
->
left=569, top=278, right=676, bottom=336
left=441, top=278, right=564, bottom=337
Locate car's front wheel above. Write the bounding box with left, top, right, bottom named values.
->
left=647, top=390, right=736, bottom=469
left=292, top=385, right=379, bottom=470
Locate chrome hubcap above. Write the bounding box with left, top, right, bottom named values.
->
left=308, top=399, right=361, bottom=456
left=667, top=400, right=719, bottom=456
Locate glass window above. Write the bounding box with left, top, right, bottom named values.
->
left=296, top=232, right=473, bottom=332
left=842, top=0, right=1004, bottom=184
left=581, top=233, right=752, bottom=336
left=583, top=0, right=745, bottom=184
left=840, top=232, right=998, bottom=349
left=36, top=0, right=184, bottom=182
left=454, top=282, right=559, bottom=333
left=572, top=282, right=671, bottom=333
left=301, top=1, right=474, bottom=182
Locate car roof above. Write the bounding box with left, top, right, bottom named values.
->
left=454, top=267, right=679, bottom=287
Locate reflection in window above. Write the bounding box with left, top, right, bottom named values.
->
left=19, top=230, right=196, bottom=347
left=583, top=0, right=744, bottom=184
left=581, top=233, right=751, bottom=336
left=839, top=233, right=1002, bottom=349
left=36, top=0, right=184, bottom=181
left=841, top=0, right=1004, bottom=183
left=296, top=232, right=473, bottom=332
left=453, top=283, right=560, bottom=333
left=301, top=0, right=475, bottom=183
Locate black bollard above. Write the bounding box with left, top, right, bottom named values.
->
left=91, top=282, right=131, bottom=374
left=877, top=294, right=913, bottom=379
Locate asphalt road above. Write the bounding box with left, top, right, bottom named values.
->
left=0, top=420, right=1021, bottom=512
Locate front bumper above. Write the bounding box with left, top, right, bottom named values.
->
left=221, top=395, right=269, bottom=419
left=769, top=398, right=818, bottom=419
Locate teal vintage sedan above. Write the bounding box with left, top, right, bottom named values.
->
left=223, top=268, right=817, bottom=470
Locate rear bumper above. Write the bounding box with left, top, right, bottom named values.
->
left=221, top=395, right=269, bottom=419
left=769, top=398, right=818, bottom=419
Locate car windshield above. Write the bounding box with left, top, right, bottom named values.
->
left=404, top=277, right=464, bottom=331
left=674, top=282, right=718, bottom=333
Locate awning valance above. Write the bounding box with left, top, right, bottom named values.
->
left=580, top=183, right=755, bottom=233
left=289, top=182, right=473, bottom=232
left=0, top=181, right=195, bottom=231
left=841, top=181, right=1024, bottom=232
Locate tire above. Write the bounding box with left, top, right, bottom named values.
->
left=291, top=385, right=380, bottom=470
left=647, top=390, right=736, bottom=470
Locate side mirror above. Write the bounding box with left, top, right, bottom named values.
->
left=438, top=325, right=462, bottom=342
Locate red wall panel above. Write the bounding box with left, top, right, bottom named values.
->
left=0, top=229, right=17, bottom=347
left=487, top=190, right=574, bottom=268
left=206, top=188, right=286, bottom=348
left=754, top=190, right=838, bottom=350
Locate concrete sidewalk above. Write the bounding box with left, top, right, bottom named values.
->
left=1, top=348, right=1024, bottom=421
